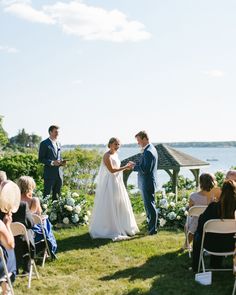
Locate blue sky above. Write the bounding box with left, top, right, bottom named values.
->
left=0, top=0, right=235, bottom=144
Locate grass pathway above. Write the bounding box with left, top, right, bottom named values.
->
left=14, top=219, right=234, bottom=295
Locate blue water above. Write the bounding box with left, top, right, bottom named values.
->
left=69, top=146, right=236, bottom=189
left=118, top=147, right=236, bottom=189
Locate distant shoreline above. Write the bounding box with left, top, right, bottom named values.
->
left=62, top=141, right=236, bottom=149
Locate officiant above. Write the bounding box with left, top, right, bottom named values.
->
left=38, top=125, right=66, bottom=200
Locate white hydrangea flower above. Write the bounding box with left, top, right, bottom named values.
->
left=71, top=214, right=79, bottom=223
left=84, top=215, right=89, bottom=222
left=182, top=198, right=187, bottom=203
left=65, top=205, right=73, bottom=212
left=176, top=215, right=181, bottom=220
left=184, top=210, right=189, bottom=216
left=42, top=204, right=47, bottom=209
left=74, top=205, right=81, bottom=214
left=72, top=192, right=79, bottom=198
left=49, top=212, right=57, bottom=222
left=159, top=199, right=169, bottom=209
left=181, top=207, right=186, bottom=212
left=167, top=211, right=176, bottom=220
left=66, top=197, right=75, bottom=207
left=170, top=201, right=175, bottom=208
left=63, top=217, right=70, bottom=225
left=159, top=218, right=166, bottom=227
left=87, top=210, right=91, bottom=216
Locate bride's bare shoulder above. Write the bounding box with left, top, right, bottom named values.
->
left=103, top=151, right=111, bottom=161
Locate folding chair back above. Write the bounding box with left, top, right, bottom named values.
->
left=198, top=219, right=236, bottom=273
left=204, top=219, right=236, bottom=234
left=0, top=247, right=14, bottom=295
left=188, top=206, right=207, bottom=217
left=10, top=222, right=39, bottom=288
left=185, top=205, right=207, bottom=257
left=32, top=214, right=52, bottom=267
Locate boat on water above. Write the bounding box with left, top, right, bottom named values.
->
left=206, top=158, right=218, bottom=162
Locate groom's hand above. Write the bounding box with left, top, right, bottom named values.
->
left=128, top=161, right=135, bottom=169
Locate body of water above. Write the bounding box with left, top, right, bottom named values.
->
left=66, top=146, right=236, bottom=189
left=101, top=147, right=236, bottom=189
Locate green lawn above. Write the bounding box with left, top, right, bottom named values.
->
left=14, top=216, right=235, bottom=295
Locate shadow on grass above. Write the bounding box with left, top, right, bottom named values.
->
left=57, top=232, right=111, bottom=253
left=100, top=251, right=234, bottom=295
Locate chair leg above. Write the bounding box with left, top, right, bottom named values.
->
left=202, top=255, right=206, bottom=272
left=28, top=263, right=33, bottom=288
left=42, top=249, right=48, bottom=268
left=198, top=252, right=203, bottom=273
left=7, top=276, right=14, bottom=295
left=232, top=277, right=236, bottom=295
left=33, top=261, right=40, bottom=279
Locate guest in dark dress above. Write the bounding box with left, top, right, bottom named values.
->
left=192, top=180, right=236, bottom=271
left=12, top=202, right=35, bottom=273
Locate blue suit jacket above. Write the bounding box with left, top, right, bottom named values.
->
left=38, top=138, right=63, bottom=180
left=134, top=144, right=158, bottom=192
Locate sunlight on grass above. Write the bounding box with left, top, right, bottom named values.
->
left=13, top=216, right=235, bottom=295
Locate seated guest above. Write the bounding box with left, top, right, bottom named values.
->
left=0, top=177, right=35, bottom=274
left=183, top=173, right=221, bottom=249
left=17, top=176, right=57, bottom=258
left=18, top=176, right=42, bottom=215
left=0, top=180, right=19, bottom=295
left=12, top=201, right=35, bottom=274
left=0, top=213, right=16, bottom=295
left=226, top=170, right=236, bottom=182
left=192, top=180, right=236, bottom=271
left=0, top=171, right=7, bottom=184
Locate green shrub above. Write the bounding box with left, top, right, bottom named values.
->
left=0, top=152, right=43, bottom=183
left=162, top=175, right=195, bottom=193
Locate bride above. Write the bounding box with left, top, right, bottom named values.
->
left=89, top=137, right=139, bottom=241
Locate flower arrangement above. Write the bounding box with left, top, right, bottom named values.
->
left=37, top=191, right=90, bottom=226
left=156, top=191, right=189, bottom=229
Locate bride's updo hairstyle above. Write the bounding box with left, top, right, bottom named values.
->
left=108, top=137, right=119, bottom=148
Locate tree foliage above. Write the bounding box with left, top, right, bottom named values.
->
left=10, top=128, right=41, bottom=148
left=0, top=116, right=9, bottom=148
left=62, top=147, right=102, bottom=193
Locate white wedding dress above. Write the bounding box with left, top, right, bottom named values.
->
left=89, top=152, right=139, bottom=241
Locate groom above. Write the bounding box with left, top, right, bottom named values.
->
left=133, top=131, right=158, bottom=235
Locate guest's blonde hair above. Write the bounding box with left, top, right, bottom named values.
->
left=17, top=176, right=36, bottom=194
left=0, top=171, right=7, bottom=184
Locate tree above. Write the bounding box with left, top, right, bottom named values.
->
left=0, top=115, right=9, bottom=148
left=10, top=129, right=41, bottom=148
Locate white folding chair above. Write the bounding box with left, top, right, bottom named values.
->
left=10, top=222, right=39, bottom=288
left=0, top=246, right=14, bottom=295
left=185, top=205, right=207, bottom=257
left=32, top=214, right=52, bottom=267
left=198, top=219, right=236, bottom=273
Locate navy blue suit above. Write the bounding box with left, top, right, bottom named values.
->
left=38, top=138, right=63, bottom=200
left=134, top=144, right=158, bottom=234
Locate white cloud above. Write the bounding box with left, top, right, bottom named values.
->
left=0, top=0, right=31, bottom=5
left=203, top=70, right=225, bottom=78
left=0, top=45, right=19, bottom=53
left=72, top=79, right=83, bottom=85
left=2, top=0, right=151, bottom=42
left=4, top=2, right=55, bottom=24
